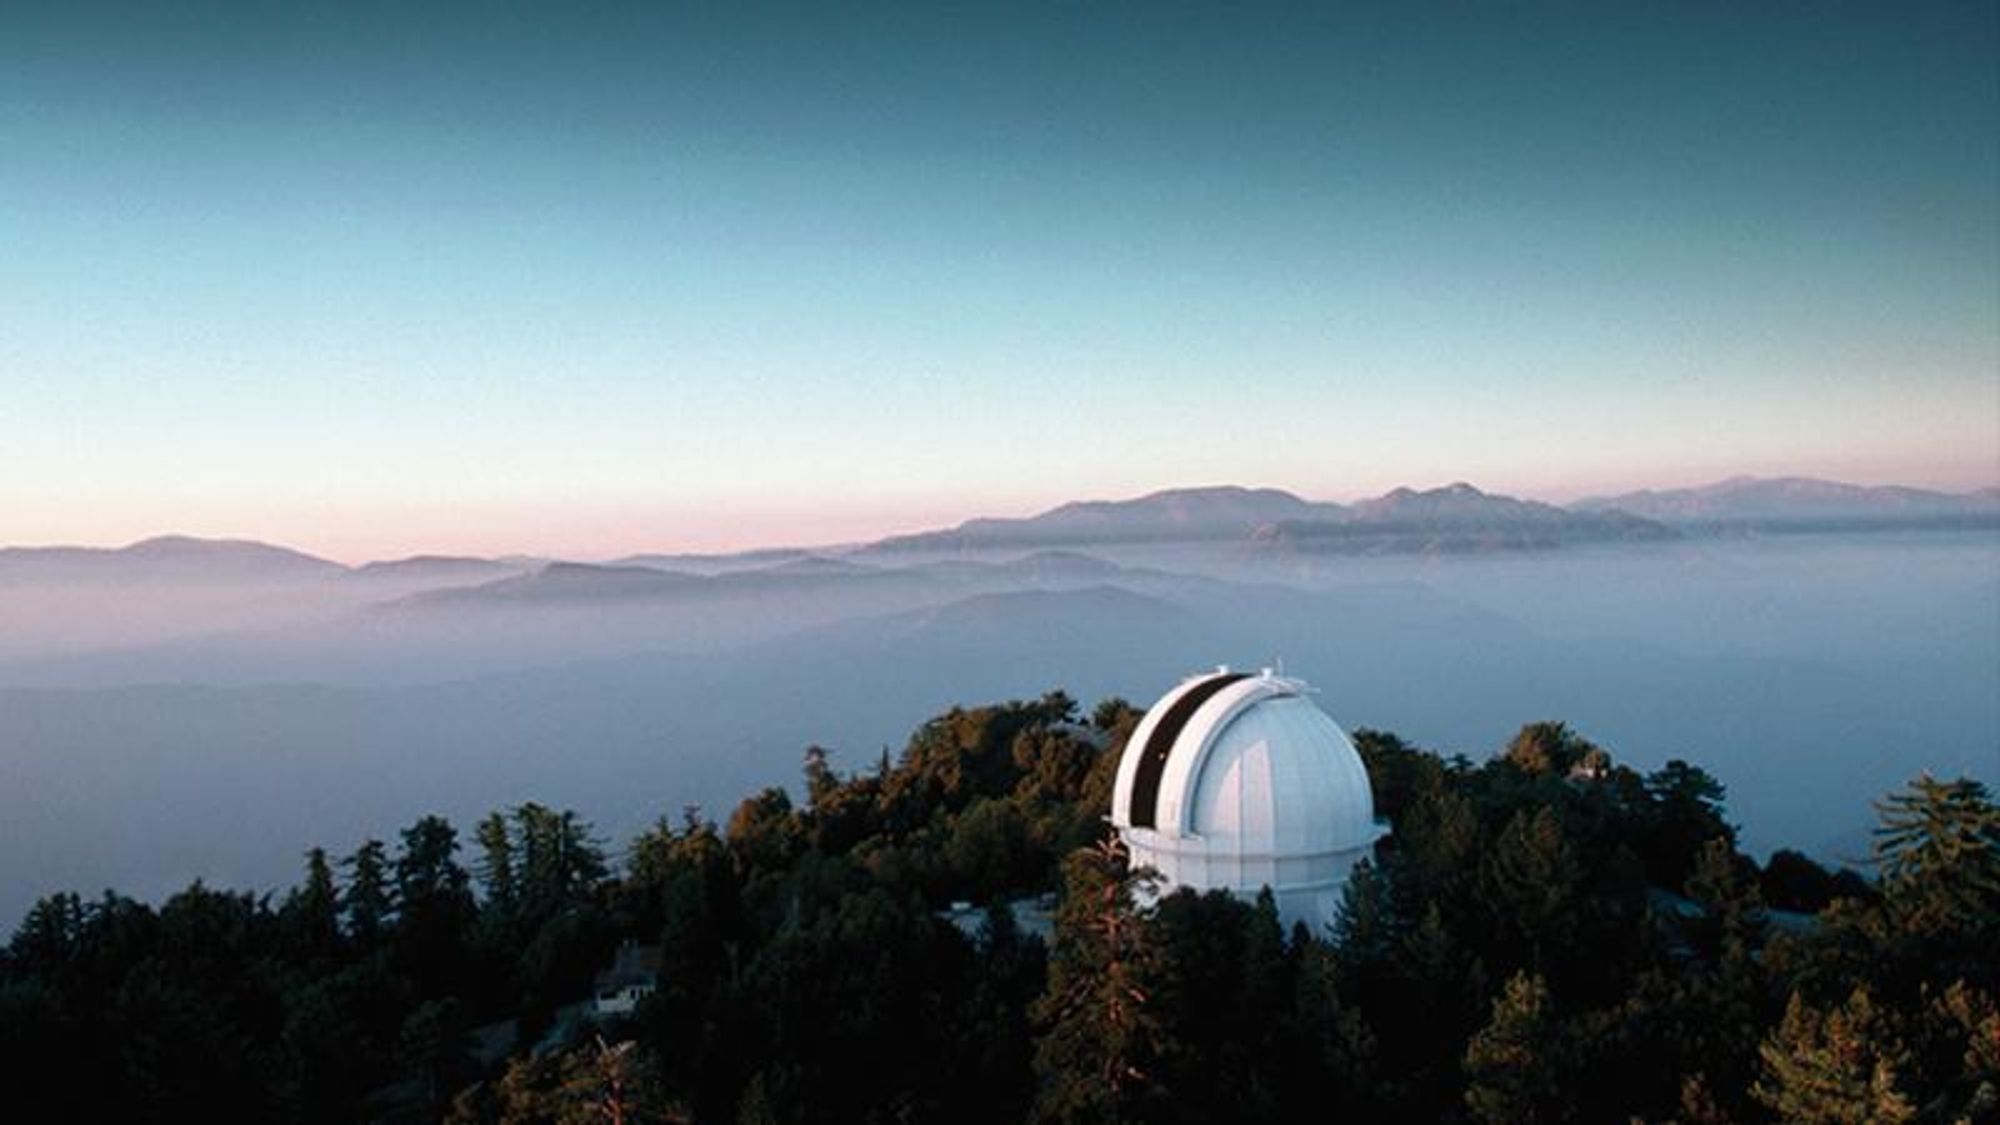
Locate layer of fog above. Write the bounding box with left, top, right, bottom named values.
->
left=1, top=533, right=1993, bottom=928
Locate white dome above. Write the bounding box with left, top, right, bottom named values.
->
left=1111, top=668, right=1387, bottom=935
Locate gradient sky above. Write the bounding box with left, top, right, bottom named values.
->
left=4, top=2, right=1996, bottom=560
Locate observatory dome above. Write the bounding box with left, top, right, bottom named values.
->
left=1110, top=667, right=1388, bottom=934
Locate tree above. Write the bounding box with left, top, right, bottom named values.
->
left=1908, top=980, right=2000, bottom=1122
left=12, top=695, right=1988, bottom=1123
left=474, top=811, right=518, bottom=920
left=802, top=744, right=839, bottom=809
left=1031, top=837, right=1164, bottom=1124
left=1754, top=987, right=1916, bottom=1124
left=1761, top=848, right=1871, bottom=914
left=398, top=816, right=471, bottom=905
left=560, top=1037, right=674, bottom=1125
left=1284, top=934, right=1378, bottom=1120
left=395, top=815, right=476, bottom=996
left=279, top=847, right=340, bottom=958
left=947, top=798, right=1037, bottom=899
left=1684, top=836, right=1766, bottom=967
left=1873, top=774, right=2000, bottom=939
left=1143, top=887, right=1294, bottom=1122
left=8, top=892, right=85, bottom=970
left=1011, top=725, right=1103, bottom=810
left=513, top=803, right=609, bottom=927
left=1644, top=760, right=1734, bottom=886
left=1351, top=728, right=1429, bottom=821
left=725, top=787, right=802, bottom=876
left=1464, top=971, right=1568, bottom=1124
left=341, top=839, right=394, bottom=944
left=471, top=1035, right=681, bottom=1125
left=400, top=996, right=469, bottom=1115
left=1091, top=697, right=1138, bottom=736
left=1503, top=722, right=1595, bottom=777
left=1480, top=807, right=1580, bottom=973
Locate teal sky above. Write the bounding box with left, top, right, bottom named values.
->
left=4, top=2, right=1996, bottom=559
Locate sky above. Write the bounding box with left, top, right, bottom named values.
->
left=3, top=2, right=1996, bottom=560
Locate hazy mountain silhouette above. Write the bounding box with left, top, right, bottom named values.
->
left=400, top=562, right=713, bottom=605
left=8, top=476, right=1989, bottom=592
left=387, top=550, right=1190, bottom=614
left=608, top=547, right=819, bottom=575
left=1573, top=476, right=2000, bottom=528
left=1253, top=482, right=1675, bottom=555
left=0, top=536, right=345, bottom=584
left=346, top=555, right=527, bottom=585
left=865, top=482, right=1687, bottom=556
left=870, top=485, right=1344, bottom=551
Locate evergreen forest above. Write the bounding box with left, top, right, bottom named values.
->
left=3, top=692, right=1995, bottom=1123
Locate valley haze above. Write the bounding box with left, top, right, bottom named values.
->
left=2, top=476, right=1994, bottom=928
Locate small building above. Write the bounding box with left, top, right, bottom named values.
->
left=591, top=941, right=661, bottom=1017
left=937, top=894, right=1057, bottom=945
left=1110, top=666, right=1389, bottom=935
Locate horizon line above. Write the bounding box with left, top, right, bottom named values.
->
left=7, top=469, right=1997, bottom=567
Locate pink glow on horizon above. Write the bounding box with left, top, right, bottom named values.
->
left=5, top=456, right=1995, bottom=565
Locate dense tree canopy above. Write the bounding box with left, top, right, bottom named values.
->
left=3, top=695, right=1992, bottom=1122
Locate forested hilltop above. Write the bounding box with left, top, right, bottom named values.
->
left=3, top=694, right=1995, bottom=1123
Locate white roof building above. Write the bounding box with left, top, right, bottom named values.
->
left=1111, top=667, right=1388, bottom=935
left=591, top=941, right=660, bottom=1018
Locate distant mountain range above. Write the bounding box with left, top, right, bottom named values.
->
left=606, top=547, right=819, bottom=575
left=1573, top=477, right=2000, bottom=529
left=1251, top=482, right=1675, bottom=555
left=874, top=477, right=1997, bottom=555
left=0, top=536, right=344, bottom=584
left=870, top=481, right=1676, bottom=556
left=390, top=550, right=1177, bottom=613
left=868, top=481, right=1675, bottom=555
left=0, top=539, right=522, bottom=594
left=869, top=485, right=1345, bottom=551
left=348, top=556, right=528, bottom=584
left=2, top=477, right=1992, bottom=589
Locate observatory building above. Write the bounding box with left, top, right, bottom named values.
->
left=1110, top=667, right=1389, bottom=934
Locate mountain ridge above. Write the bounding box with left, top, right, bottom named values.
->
left=1573, top=476, right=2000, bottom=524
left=869, top=485, right=1346, bottom=552
left=1253, top=482, right=1676, bottom=555
left=4, top=475, right=1993, bottom=579
left=0, top=536, right=345, bottom=583
left=871, top=481, right=1674, bottom=554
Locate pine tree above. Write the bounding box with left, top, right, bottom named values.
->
left=397, top=815, right=470, bottom=907
left=1874, top=774, right=2000, bottom=939
left=1481, top=807, right=1580, bottom=972
left=1684, top=836, right=1766, bottom=967
left=394, top=815, right=475, bottom=996
left=1030, top=837, right=1164, bottom=1124
left=474, top=812, right=517, bottom=907
left=1464, top=971, right=1568, bottom=1124
left=802, top=744, right=839, bottom=809
left=279, top=847, right=340, bottom=956
left=340, top=839, right=393, bottom=944
left=399, top=997, right=466, bottom=1115
left=1914, top=980, right=2000, bottom=1122
left=1754, top=987, right=1916, bottom=1124
left=1644, top=759, right=1735, bottom=886
left=1503, top=721, right=1594, bottom=777
left=8, top=892, right=85, bottom=970
left=512, top=803, right=608, bottom=926
left=1285, top=934, right=1377, bottom=1118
